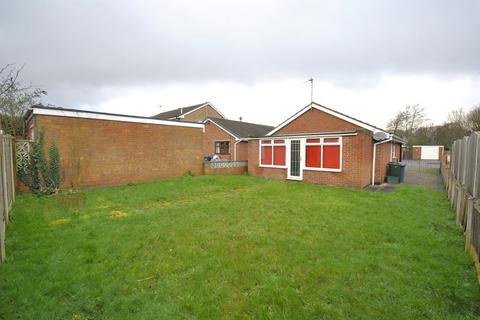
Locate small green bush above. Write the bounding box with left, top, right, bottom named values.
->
left=18, top=131, right=61, bottom=194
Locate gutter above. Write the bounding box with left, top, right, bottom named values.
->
left=371, top=138, right=393, bottom=186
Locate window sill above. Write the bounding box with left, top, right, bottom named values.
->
left=304, top=167, right=342, bottom=173
left=259, top=165, right=287, bottom=169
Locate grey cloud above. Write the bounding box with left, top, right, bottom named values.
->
left=1, top=0, right=479, bottom=106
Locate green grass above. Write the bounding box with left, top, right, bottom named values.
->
left=1, top=176, right=479, bottom=319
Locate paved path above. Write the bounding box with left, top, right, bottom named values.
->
left=403, top=160, right=444, bottom=190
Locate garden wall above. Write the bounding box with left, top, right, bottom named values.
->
left=203, top=161, right=247, bottom=175
left=30, top=111, right=204, bottom=188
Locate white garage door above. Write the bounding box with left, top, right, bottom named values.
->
left=420, top=146, right=439, bottom=160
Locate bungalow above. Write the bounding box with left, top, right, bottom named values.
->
left=152, top=102, right=224, bottom=122
left=247, top=102, right=406, bottom=188
left=203, top=117, right=273, bottom=161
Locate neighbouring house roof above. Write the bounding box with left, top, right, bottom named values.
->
left=205, top=117, right=274, bottom=140
left=266, top=101, right=407, bottom=144
left=152, top=102, right=225, bottom=120
left=26, top=104, right=204, bottom=129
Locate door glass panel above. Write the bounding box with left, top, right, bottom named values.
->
left=290, top=140, right=301, bottom=177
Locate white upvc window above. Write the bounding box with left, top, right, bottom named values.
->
left=259, top=139, right=287, bottom=168
left=304, top=137, right=342, bottom=172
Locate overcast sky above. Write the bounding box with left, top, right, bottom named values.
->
left=1, top=0, right=479, bottom=127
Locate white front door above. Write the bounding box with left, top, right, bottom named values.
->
left=421, top=146, right=439, bottom=160
left=287, top=139, right=303, bottom=180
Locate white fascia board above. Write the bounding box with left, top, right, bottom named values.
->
left=267, top=104, right=386, bottom=136
left=254, top=132, right=358, bottom=140
left=204, top=119, right=240, bottom=140
left=33, top=108, right=204, bottom=129
left=375, top=138, right=393, bottom=145
left=311, top=104, right=382, bottom=133
left=266, top=105, right=311, bottom=136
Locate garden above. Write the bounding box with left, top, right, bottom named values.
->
left=0, top=176, right=479, bottom=319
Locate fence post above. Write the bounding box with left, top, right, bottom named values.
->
left=1, top=137, right=9, bottom=223
left=10, top=138, right=15, bottom=202
left=0, top=210, right=4, bottom=263
left=0, top=134, right=5, bottom=262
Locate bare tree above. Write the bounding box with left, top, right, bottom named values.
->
left=0, top=64, right=24, bottom=97
left=467, top=104, right=480, bottom=132
left=0, top=64, right=46, bottom=136
left=387, top=104, right=428, bottom=141
left=403, top=104, right=428, bottom=134
left=386, top=110, right=408, bottom=135
left=447, top=108, right=469, bottom=128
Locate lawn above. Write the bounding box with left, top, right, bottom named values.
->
left=1, top=176, right=479, bottom=319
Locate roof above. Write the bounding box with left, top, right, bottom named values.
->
left=267, top=102, right=386, bottom=136
left=266, top=101, right=407, bottom=143
left=26, top=104, right=204, bottom=129
left=152, top=102, right=225, bottom=120
left=205, top=117, right=274, bottom=139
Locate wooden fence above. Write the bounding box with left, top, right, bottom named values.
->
left=0, top=133, right=15, bottom=263
left=441, top=132, right=480, bottom=279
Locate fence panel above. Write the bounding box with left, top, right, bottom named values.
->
left=445, top=132, right=480, bottom=280
left=0, top=133, right=16, bottom=263
left=473, top=133, right=480, bottom=199
left=466, top=135, right=477, bottom=195
left=0, top=136, right=5, bottom=262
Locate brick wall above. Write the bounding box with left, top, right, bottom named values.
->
left=34, top=115, right=204, bottom=188
left=275, top=107, right=359, bottom=134
left=182, top=105, right=223, bottom=122
left=374, top=141, right=403, bottom=184
left=412, top=146, right=421, bottom=160
left=203, top=164, right=247, bottom=176
left=374, top=142, right=391, bottom=184
left=236, top=142, right=248, bottom=161
left=203, top=121, right=236, bottom=160
left=247, top=140, right=288, bottom=180
left=25, top=117, right=34, bottom=140
left=392, top=143, right=401, bottom=162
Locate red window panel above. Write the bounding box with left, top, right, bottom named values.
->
left=261, top=146, right=272, bottom=165
left=273, top=146, right=286, bottom=166
left=306, top=138, right=320, bottom=143
left=323, top=145, right=341, bottom=169
left=324, top=137, right=339, bottom=143
left=261, top=140, right=271, bottom=144
left=274, top=140, right=285, bottom=144
left=306, top=145, right=321, bottom=168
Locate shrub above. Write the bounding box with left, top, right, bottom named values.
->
left=18, top=131, right=61, bottom=194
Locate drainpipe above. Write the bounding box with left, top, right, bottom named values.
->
left=371, top=138, right=393, bottom=186
left=234, top=140, right=242, bottom=161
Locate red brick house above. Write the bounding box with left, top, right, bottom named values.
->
left=203, top=117, right=273, bottom=161
left=247, top=102, right=406, bottom=187
left=152, top=102, right=224, bottom=122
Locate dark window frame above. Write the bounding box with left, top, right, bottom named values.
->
left=215, top=141, right=230, bottom=154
